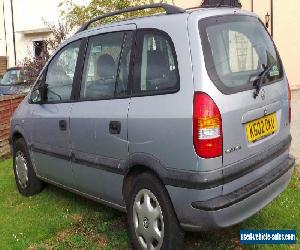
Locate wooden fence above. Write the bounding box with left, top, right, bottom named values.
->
left=0, top=95, right=25, bottom=158
left=0, top=56, right=7, bottom=76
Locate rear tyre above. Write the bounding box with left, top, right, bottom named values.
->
left=13, top=138, right=43, bottom=196
left=127, top=172, right=184, bottom=250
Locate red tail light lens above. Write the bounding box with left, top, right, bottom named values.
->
left=193, top=92, right=222, bottom=158
left=288, top=81, right=291, bottom=124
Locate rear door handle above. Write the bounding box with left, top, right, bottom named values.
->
left=59, top=119, right=67, bottom=131
left=109, top=121, right=121, bottom=134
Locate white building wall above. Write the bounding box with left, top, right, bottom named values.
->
left=0, top=3, right=5, bottom=55
left=0, top=0, right=61, bottom=67
left=175, top=0, right=201, bottom=8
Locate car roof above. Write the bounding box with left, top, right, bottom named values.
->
left=57, top=7, right=257, bottom=53
left=75, top=7, right=256, bottom=35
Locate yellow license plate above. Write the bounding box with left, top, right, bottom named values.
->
left=246, top=113, right=278, bottom=143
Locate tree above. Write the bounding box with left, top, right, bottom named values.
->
left=60, top=0, right=173, bottom=29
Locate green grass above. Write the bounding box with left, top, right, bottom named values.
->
left=0, top=159, right=299, bottom=250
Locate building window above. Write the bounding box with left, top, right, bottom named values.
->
left=33, top=41, right=46, bottom=58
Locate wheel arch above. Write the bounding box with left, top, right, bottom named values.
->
left=10, top=126, right=31, bottom=157
left=122, top=153, right=168, bottom=206
left=11, top=125, right=29, bottom=145
left=12, top=131, right=24, bottom=144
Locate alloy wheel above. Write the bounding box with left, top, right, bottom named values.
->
left=133, top=189, right=164, bottom=250
left=15, top=151, right=29, bottom=189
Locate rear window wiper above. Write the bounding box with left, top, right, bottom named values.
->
left=253, top=62, right=277, bottom=99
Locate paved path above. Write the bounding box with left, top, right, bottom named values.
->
left=291, top=90, right=300, bottom=165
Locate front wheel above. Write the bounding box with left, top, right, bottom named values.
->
left=127, top=172, right=184, bottom=250
left=13, top=138, right=43, bottom=196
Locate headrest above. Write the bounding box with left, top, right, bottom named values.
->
left=97, top=54, right=117, bottom=79
left=146, top=50, right=169, bottom=80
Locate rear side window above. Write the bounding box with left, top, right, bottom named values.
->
left=199, top=15, right=283, bottom=94
left=80, top=31, right=133, bottom=99
left=133, top=30, right=179, bottom=95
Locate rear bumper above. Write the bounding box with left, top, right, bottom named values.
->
left=191, top=156, right=295, bottom=211
left=167, top=155, right=295, bottom=231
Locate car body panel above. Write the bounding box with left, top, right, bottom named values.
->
left=69, top=24, right=136, bottom=201
left=0, top=84, right=31, bottom=95
left=128, top=14, right=198, bottom=172
left=30, top=103, right=75, bottom=187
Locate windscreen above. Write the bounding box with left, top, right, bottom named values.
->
left=1, top=69, right=21, bottom=85
left=199, top=15, right=283, bottom=94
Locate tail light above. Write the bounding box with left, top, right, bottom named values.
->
left=193, top=92, right=222, bottom=158
left=288, top=81, right=291, bottom=124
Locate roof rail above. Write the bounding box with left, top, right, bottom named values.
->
left=200, top=0, right=242, bottom=8
left=76, top=3, right=185, bottom=34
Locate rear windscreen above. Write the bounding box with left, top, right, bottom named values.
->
left=199, top=15, right=283, bottom=94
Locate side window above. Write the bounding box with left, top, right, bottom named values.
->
left=135, top=31, right=179, bottom=94
left=80, top=31, right=133, bottom=99
left=45, top=40, right=81, bottom=101
left=228, top=31, right=259, bottom=72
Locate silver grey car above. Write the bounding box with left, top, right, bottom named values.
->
left=9, top=2, right=295, bottom=249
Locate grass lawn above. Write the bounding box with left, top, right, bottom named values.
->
left=0, top=158, right=299, bottom=250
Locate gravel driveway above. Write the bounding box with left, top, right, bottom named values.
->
left=291, top=90, right=300, bottom=164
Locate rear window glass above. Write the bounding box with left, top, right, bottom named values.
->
left=199, top=15, right=283, bottom=94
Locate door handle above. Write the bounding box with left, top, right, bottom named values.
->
left=59, top=119, right=67, bottom=131
left=109, top=121, right=121, bottom=134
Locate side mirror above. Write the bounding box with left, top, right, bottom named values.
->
left=30, top=83, right=48, bottom=104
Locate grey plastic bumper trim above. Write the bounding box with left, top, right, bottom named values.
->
left=191, top=155, right=295, bottom=211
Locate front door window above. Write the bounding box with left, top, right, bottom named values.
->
left=45, top=40, right=81, bottom=101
